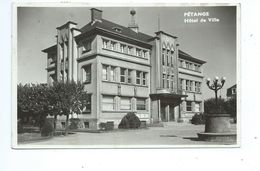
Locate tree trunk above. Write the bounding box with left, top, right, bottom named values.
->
left=65, top=114, right=69, bottom=135
left=53, top=115, right=57, bottom=131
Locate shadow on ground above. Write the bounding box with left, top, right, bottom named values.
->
left=183, top=137, right=200, bottom=141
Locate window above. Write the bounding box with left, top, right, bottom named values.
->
left=120, top=68, right=127, bottom=83
left=189, top=81, right=193, bottom=92
left=84, top=122, right=89, bottom=128
left=195, top=82, right=201, bottom=93
left=110, top=41, right=117, bottom=51
left=102, top=39, right=109, bottom=49
left=167, top=75, right=170, bottom=88
left=194, top=102, right=201, bottom=112
left=162, top=49, right=166, bottom=65
left=102, top=95, right=115, bottom=111
left=171, top=51, right=174, bottom=67
left=179, top=78, right=183, bottom=90
left=82, top=65, right=91, bottom=83
left=102, top=65, right=108, bottom=81
left=194, top=64, right=201, bottom=72
left=136, top=71, right=141, bottom=85
left=82, top=94, right=91, bottom=114
left=186, top=101, right=192, bottom=111
left=167, top=50, right=171, bottom=66
left=137, top=98, right=146, bottom=110
left=178, top=59, right=183, bottom=67
left=162, top=74, right=166, bottom=88
left=82, top=41, right=91, bottom=53
left=142, top=72, right=147, bottom=86
left=127, top=69, right=132, bottom=84
left=120, top=97, right=131, bottom=110
left=120, top=44, right=126, bottom=53
left=171, top=75, right=174, bottom=90
left=136, top=48, right=142, bottom=57
left=186, top=80, right=190, bottom=91
left=128, top=46, right=133, bottom=55
left=110, top=66, right=116, bottom=82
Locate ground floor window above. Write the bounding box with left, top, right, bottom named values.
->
left=186, top=101, right=192, bottom=111
left=102, top=95, right=115, bottom=111
left=137, top=98, right=146, bottom=110
left=194, top=102, right=201, bottom=112
left=120, top=97, right=131, bottom=110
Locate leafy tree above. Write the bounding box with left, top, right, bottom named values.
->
left=17, top=83, right=49, bottom=128
left=49, top=81, right=88, bottom=134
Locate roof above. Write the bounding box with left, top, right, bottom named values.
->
left=179, top=50, right=206, bottom=64
left=42, top=44, right=57, bottom=53
left=78, top=19, right=153, bottom=44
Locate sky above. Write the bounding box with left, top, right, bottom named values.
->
left=17, top=6, right=237, bottom=99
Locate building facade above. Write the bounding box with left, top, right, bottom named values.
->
left=42, top=8, right=206, bottom=129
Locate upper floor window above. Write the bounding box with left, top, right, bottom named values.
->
left=110, top=41, right=117, bottom=51
left=171, top=75, right=174, bottom=90
left=136, top=71, right=147, bottom=86
left=162, top=49, right=166, bottom=65
left=195, top=82, right=201, bottom=93
left=136, top=48, right=142, bottom=57
left=162, top=74, right=166, bottom=88
left=120, top=68, right=127, bottom=83
left=179, top=78, right=183, bottom=90
left=82, top=64, right=91, bottom=84
left=102, top=65, right=109, bottom=81
left=120, top=44, right=127, bottom=53
left=194, top=64, right=201, bottom=72
left=167, top=75, right=170, bottom=88
left=110, top=66, right=116, bottom=82
left=127, top=46, right=133, bottom=55
left=102, top=39, right=109, bottom=49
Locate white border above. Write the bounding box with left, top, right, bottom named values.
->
left=11, top=2, right=241, bottom=149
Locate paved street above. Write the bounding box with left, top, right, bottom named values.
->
left=21, top=122, right=237, bottom=147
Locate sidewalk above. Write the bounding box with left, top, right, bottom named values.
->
left=20, top=122, right=237, bottom=147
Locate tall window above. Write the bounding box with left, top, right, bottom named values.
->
left=102, top=65, right=108, bottom=81
left=162, top=49, right=166, bottom=65
left=102, top=95, right=115, bottom=111
left=186, top=101, right=192, bottom=111
left=136, top=71, right=141, bottom=85
left=167, top=50, right=171, bottom=66
left=82, top=64, right=91, bottom=83
left=171, top=51, right=174, bottom=67
left=162, top=74, right=166, bottom=88
left=120, top=68, right=127, bottom=83
left=136, top=48, right=142, bottom=57
left=142, top=72, right=147, bottom=86
left=137, top=98, right=146, bottom=110
left=194, top=102, right=201, bottom=112
left=127, top=69, right=132, bottom=84
left=179, top=78, right=183, bottom=90
left=82, top=94, right=91, bottom=114
left=167, top=75, right=170, bottom=88
left=171, top=75, right=174, bottom=90
left=120, top=97, right=131, bottom=110
left=110, top=66, right=116, bottom=82
left=128, top=46, right=133, bottom=55
left=186, top=80, right=190, bottom=91
left=195, top=82, right=201, bottom=93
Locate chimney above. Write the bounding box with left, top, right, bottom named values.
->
left=128, top=9, right=139, bottom=33
left=91, top=8, right=102, bottom=21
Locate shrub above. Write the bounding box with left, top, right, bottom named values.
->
left=69, top=118, right=80, bottom=130
left=191, top=113, right=205, bottom=125
left=118, top=112, right=141, bottom=129
left=204, top=98, right=227, bottom=114
left=17, top=121, right=24, bottom=134
left=41, top=120, right=54, bottom=137
left=99, top=122, right=106, bottom=130
left=225, top=97, right=237, bottom=123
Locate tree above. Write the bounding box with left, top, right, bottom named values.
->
left=225, top=97, right=237, bottom=123
left=49, top=81, right=88, bottom=134
left=17, top=83, right=50, bottom=128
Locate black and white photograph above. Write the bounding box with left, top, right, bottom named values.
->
left=14, top=5, right=238, bottom=148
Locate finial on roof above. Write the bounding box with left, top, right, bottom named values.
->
left=128, top=9, right=139, bottom=33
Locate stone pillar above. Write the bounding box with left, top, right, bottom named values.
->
left=158, top=99, right=161, bottom=122
left=166, top=105, right=170, bottom=122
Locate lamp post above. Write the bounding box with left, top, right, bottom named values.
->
left=206, top=76, right=226, bottom=108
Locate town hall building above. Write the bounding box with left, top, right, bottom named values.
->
left=42, top=8, right=206, bottom=130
